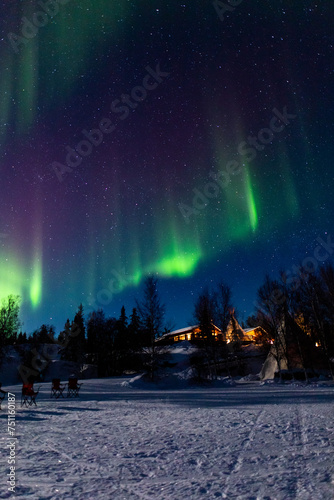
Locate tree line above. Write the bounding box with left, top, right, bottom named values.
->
left=0, top=262, right=334, bottom=382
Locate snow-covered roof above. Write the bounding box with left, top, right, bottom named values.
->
left=160, top=325, right=199, bottom=338
left=160, top=324, right=222, bottom=339
left=243, top=327, right=256, bottom=333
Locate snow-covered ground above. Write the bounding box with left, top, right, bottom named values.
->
left=1, top=378, right=334, bottom=499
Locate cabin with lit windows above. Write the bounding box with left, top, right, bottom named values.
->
left=157, top=313, right=267, bottom=345
left=157, top=324, right=223, bottom=344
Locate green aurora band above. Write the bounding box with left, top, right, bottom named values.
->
left=0, top=1, right=309, bottom=320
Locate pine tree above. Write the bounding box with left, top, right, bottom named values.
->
left=59, top=305, right=86, bottom=365
left=32, top=324, right=55, bottom=344
left=86, top=309, right=106, bottom=373
left=193, top=289, right=218, bottom=380
left=72, top=304, right=86, bottom=363
left=116, top=306, right=128, bottom=348
left=128, top=307, right=142, bottom=349
left=136, top=276, right=166, bottom=380
left=214, top=282, right=232, bottom=340
left=114, top=306, right=129, bottom=372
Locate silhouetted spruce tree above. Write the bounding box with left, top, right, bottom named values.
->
left=136, top=276, right=166, bottom=380
left=128, top=307, right=142, bottom=350
left=193, top=289, right=219, bottom=380
left=116, top=306, right=128, bottom=349
left=213, top=283, right=236, bottom=377
left=213, top=282, right=233, bottom=341
left=87, top=309, right=119, bottom=377
left=17, top=332, right=27, bottom=344
left=114, top=306, right=130, bottom=373
left=104, top=316, right=119, bottom=376
left=124, top=307, right=143, bottom=371
left=73, top=304, right=86, bottom=360
left=60, top=305, right=86, bottom=365
left=86, top=309, right=106, bottom=372
left=31, top=324, right=55, bottom=345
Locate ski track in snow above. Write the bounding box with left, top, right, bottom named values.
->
left=0, top=379, right=334, bottom=499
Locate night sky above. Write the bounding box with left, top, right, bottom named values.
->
left=0, top=1, right=333, bottom=334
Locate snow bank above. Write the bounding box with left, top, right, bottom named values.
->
left=0, top=378, right=333, bottom=499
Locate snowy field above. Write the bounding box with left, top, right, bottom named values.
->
left=1, top=378, right=334, bottom=500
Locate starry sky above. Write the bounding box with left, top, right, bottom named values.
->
left=0, top=1, right=333, bottom=334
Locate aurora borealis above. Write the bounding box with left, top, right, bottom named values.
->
left=0, top=1, right=333, bottom=333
